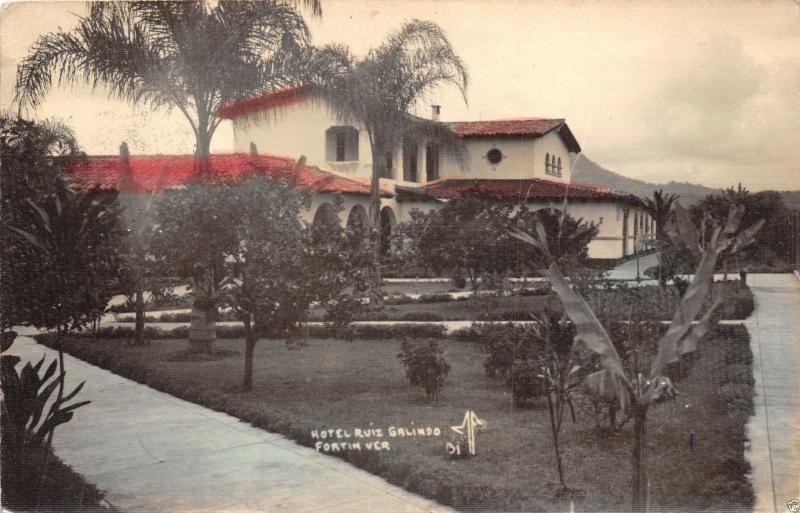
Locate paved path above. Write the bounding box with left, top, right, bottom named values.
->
left=604, top=251, right=660, bottom=281
left=9, top=336, right=453, bottom=513
left=744, top=273, right=800, bottom=512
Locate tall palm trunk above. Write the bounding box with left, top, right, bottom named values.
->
left=188, top=125, right=217, bottom=353
left=368, top=139, right=385, bottom=300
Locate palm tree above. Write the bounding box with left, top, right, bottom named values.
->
left=15, top=1, right=320, bottom=178
left=315, top=20, right=470, bottom=243
left=638, top=189, right=679, bottom=241
left=15, top=1, right=322, bottom=351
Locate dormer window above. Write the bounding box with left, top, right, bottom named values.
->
left=326, top=126, right=359, bottom=162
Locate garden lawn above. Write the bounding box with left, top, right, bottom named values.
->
left=42, top=325, right=753, bottom=513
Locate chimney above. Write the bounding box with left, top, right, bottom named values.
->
left=249, top=141, right=258, bottom=156
left=431, top=105, right=441, bottom=121
left=119, top=141, right=135, bottom=192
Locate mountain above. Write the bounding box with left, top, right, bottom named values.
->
left=572, top=156, right=721, bottom=205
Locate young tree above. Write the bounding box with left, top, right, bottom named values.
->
left=223, top=178, right=373, bottom=390
left=511, top=202, right=763, bottom=512
left=315, top=19, right=470, bottom=259
left=15, top=0, right=323, bottom=350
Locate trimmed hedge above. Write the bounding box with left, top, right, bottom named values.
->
left=61, top=322, right=447, bottom=343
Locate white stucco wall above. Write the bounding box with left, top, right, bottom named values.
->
left=532, top=131, right=572, bottom=183
left=231, top=100, right=575, bottom=187
left=232, top=98, right=373, bottom=180
left=435, top=132, right=572, bottom=183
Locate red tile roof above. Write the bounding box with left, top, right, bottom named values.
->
left=449, top=118, right=564, bottom=137
left=218, top=84, right=314, bottom=120
left=412, top=178, right=634, bottom=203
left=66, top=153, right=385, bottom=196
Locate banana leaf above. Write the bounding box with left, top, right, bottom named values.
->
left=542, top=263, right=630, bottom=390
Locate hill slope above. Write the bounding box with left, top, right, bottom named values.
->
left=572, top=156, right=721, bottom=205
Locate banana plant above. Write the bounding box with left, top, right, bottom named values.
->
left=8, top=183, right=120, bottom=444
left=511, top=202, right=763, bottom=512
left=1, top=331, right=89, bottom=449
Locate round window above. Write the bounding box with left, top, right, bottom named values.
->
left=487, top=148, right=503, bottom=164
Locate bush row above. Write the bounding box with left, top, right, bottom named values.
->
left=698, top=325, right=755, bottom=508
left=57, top=322, right=448, bottom=343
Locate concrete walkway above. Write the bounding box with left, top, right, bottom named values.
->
left=744, top=273, right=800, bottom=512
left=9, top=335, right=453, bottom=513
left=604, top=251, right=660, bottom=281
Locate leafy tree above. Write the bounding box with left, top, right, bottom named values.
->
left=222, top=179, right=373, bottom=390
left=385, top=209, right=433, bottom=277
left=151, top=184, right=242, bottom=352
left=513, top=206, right=599, bottom=275
left=315, top=19, right=469, bottom=258
left=15, top=0, right=323, bottom=349
left=691, top=184, right=789, bottom=270
left=416, top=198, right=515, bottom=288
left=511, top=201, right=763, bottom=511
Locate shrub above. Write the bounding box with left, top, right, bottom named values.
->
left=479, top=323, right=551, bottom=406
left=724, top=340, right=754, bottom=365
left=718, top=383, right=753, bottom=406
left=452, top=276, right=467, bottom=289
left=725, top=364, right=755, bottom=386
left=397, top=340, right=451, bottom=401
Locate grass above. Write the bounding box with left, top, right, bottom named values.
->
left=39, top=324, right=754, bottom=512
left=0, top=443, right=113, bottom=513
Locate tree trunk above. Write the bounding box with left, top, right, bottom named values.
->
left=189, top=296, right=216, bottom=353
left=631, top=405, right=649, bottom=512
left=194, top=130, right=212, bottom=182
left=369, top=144, right=383, bottom=301
left=547, top=391, right=566, bottom=488
left=134, top=275, right=145, bottom=345
left=242, top=313, right=257, bottom=391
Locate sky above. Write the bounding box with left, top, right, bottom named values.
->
left=1, top=0, right=799, bottom=191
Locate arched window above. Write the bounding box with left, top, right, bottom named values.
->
left=557, top=157, right=562, bottom=176
left=545, top=153, right=551, bottom=174
left=313, top=203, right=339, bottom=228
